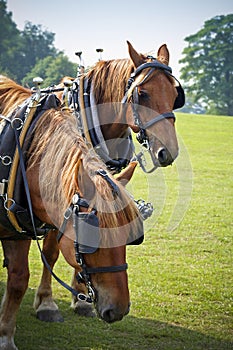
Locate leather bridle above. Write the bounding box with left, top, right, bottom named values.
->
left=57, top=169, right=137, bottom=303
left=121, top=57, right=184, bottom=172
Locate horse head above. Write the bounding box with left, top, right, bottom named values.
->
left=124, top=41, right=184, bottom=168
left=57, top=161, right=143, bottom=323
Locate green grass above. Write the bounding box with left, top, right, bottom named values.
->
left=0, top=113, right=233, bottom=349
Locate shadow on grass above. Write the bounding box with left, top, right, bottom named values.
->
left=0, top=282, right=232, bottom=350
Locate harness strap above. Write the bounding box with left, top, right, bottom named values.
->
left=96, top=169, right=120, bottom=197
left=141, top=112, right=175, bottom=129
left=85, top=263, right=128, bottom=274
left=6, top=98, right=39, bottom=232
left=132, top=60, right=172, bottom=77
left=79, top=76, right=92, bottom=144
left=75, top=77, right=133, bottom=173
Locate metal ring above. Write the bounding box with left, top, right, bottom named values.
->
left=11, top=118, right=24, bottom=130
left=4, top=198, right=15, bottom=211
left=1, top=155, right=12, bottom=166
left=77, top=293, right=88, bottom=302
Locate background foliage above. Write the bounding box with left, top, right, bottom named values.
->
left=0, top=0, right=232, bottom=115
left=0, top=0, right=76, bottom=87
left=179, top=14, right=233, bottom=116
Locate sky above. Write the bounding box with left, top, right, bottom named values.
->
left=6, top=0, right=233, bottom=80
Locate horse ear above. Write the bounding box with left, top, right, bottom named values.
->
left=127, top=41, right=145, bottom=68
left=115, top=161, right=138, bottom=186
left=157, top=44, right=170, bottom=65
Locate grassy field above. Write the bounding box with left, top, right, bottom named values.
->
left=0, top=113, right=232, bottom=349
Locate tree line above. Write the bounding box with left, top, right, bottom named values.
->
left=0, top=0, right=76, bottom=87
left=0, top=0, right=232, bottom=115
left=179, top=14, right=233, bottom=116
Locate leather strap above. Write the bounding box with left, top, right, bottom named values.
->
left=7, top=102, right=38, bottom=232
left=142, top=112, right=175, bottom=129
left=85, top=263, right=128, bottom=274
left=132, top=60, right=172, bottom=78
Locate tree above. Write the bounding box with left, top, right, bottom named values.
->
left=22, top=53, right=76, bottom=88
left=0, top=1, right=59, bottom=82
left=179, top=14, right=233, bottom=116
left=0, top=0, right=22, bottom=79
left=17, top=21, right=58, bottom=82
left=1, top=1, right=76, bottom=85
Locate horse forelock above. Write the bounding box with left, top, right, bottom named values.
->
left=87, top=59, right=134, bottom=104
left=126, top=67, right=155, bottom=102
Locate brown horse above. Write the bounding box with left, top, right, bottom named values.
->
left=0, top=75, right=143, bottom=349
left=55, top=41, right=183, bottom=171
left=36, top=41, right=184, bottom=320
left=84, top=41, right=180, bottom=163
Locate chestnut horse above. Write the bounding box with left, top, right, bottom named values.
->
left=0, top=76, right=143, bottom=350
left=36, top=41, right=185, bottom=320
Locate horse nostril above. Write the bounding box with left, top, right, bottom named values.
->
left=102, top=308, right=116, bottom=323
left=157, top=147, right=168, bottom=164
left=101, top=306, right=125, bottom=323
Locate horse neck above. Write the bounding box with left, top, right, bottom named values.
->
left=88, top=58, right=133, bottom=139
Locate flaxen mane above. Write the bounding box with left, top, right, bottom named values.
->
left=86, top=59, right=134, bottom=103
left=27, top=108, right=140, bottom=235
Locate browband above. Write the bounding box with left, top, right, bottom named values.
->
left=132, top=60, right=172, bottom=78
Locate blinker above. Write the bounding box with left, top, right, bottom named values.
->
left=73, top=206, right=144, bottom=254
left=73, top=209, right=100, bottom=254
left=174, top=84, right=185, bottom=110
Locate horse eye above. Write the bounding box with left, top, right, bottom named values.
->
left=139, top=90, right=149, bottom=100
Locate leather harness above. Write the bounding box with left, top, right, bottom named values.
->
left=0, top=94, right=60, bottom=239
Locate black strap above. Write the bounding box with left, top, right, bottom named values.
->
left=85, top=263, right=128, bottom=274
left=132, top=60, right=172, bottom=77
left=96, top=169, right=120, bottom=197
left=142, top=112, right=175, bottom=129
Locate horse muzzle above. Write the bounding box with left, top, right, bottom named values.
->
left=99, top=302, right=130, bottom=323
